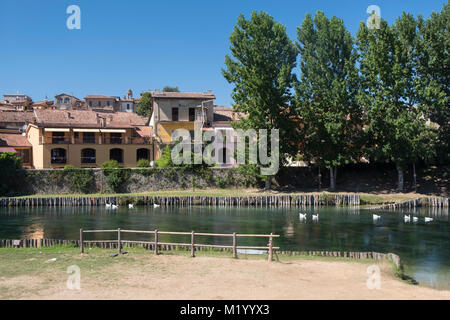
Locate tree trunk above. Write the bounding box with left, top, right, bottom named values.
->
left=264, top=177, right=272, bottom=190
left=329, top=167, right=337, bottom=191
left=396, top=163, right=404, bottom=192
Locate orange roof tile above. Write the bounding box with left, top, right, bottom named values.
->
left=0, top=133, right=32, bottom=147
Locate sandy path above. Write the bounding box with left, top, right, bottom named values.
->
left=2, top=255, right=449, bottom=300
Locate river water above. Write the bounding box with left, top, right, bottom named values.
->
left=0, top=205, right=448, bottom=290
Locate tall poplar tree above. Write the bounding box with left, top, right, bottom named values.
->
left=357, top=15, right=437, bottom=192
left=295, top=11, right=362, bottom=191
left=417, top=2, right=449, bottom=163
left=222, top=11, right=298, bottom=187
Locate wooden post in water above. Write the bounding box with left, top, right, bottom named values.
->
left=80, top=229, right=84, bottom=253
left=191, top=231, right=195, bottom=257
left=117, top=228, right=121, bottom=254
left=232, top=232, right=237, bottom=259
left=268, top=233, right=273, bottom=262
left=154, top=230, right=159, bottom=255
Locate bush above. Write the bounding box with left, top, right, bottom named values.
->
left=106, top=171, right=124, bottom=192
left=0, top=152, right=22, bottom=196
left=155, top=145, right=174, bottom=168
left=102, top=160, right=119, bottom=169
left=136, top=159, right=150, bottom=168
left=66, top=169, right=94, bottom=193
left=63, top=165, right=75, bottom=170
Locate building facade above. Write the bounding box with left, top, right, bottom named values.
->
left=25, top=110, right=154, bottom=169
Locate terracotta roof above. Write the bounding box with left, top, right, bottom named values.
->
left=213, top=106, right=245, bottom=122
left=0, top=133, right=32, bottom=147
left=85, top=95, right=114, bottom=99
left=0, top=110, right=35, bottom=123
left=55, top=93, right=81, bottom=101
left=151, top=91, right=215, bottom=99
left=135, top=126, right=153, bottom=137
left=32, top=109, right=148, bottom=129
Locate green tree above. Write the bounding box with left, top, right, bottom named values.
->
left=357, top=15, right=437, bottom=192
left=0, top=152, right=22, bottom=196
left=222, top=11, right=298, bottom=188
left=417, top=2, right=449, bottom=163
left=136, top=92, right=152, bottom=117
left=162, top=86, right=180, bottom=92
left=155, top=145, right=175, bottom=168
left=295, top=11, right=363, bottom=191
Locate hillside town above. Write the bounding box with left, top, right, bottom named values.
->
left=0, top=90, right=239, bottom=169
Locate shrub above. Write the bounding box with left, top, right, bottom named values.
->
left=63, top=165, right=75, bottom=170
left=66, top=169, right=94, bottom=193
left=136, top=159, right=150, bottom=167
left=102, top=160, right=119, bottom=169
left=0, top=152, right=22, bottom=196
left=106, top=171, right=124, bottom=192
left=155, top=145, right=174, bottom=168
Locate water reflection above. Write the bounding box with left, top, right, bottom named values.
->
left=0, top=205, right=448, bottom=289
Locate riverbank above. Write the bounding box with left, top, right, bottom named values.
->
left=1, top=190, right=448, bottom=208
left=0, top=247, right=448, bottom=300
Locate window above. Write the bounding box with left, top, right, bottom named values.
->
left=52, top=132, right=66, bottom=144
left=83, top=132, right=95, bottom=144
left=172, top=108, right=179, bottom=121
left=57, top=98, right=63, bottom=104
left=127, top=104, right=130, bottom=110
left=64, top=97, right=70, bottom=104
left=136, top=148, right=149, bottom=161
left=98, top=101, right=101, bottom=107
left=89, top=101, right=93, bottom=107
left=16, top=149, right=30, bottom=164
left=51, top=148, right=66, bottom=164
left=110, top=133, right=122, bottom=144
left=110, top=148, right=123, bottom=163
left=81, top=148, right=96, bottom=164
left=189, top=108, right=195, bottom=121
left=107, top=101, right=110, bottom=107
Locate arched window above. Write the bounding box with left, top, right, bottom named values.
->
left=64, top=97, right=70, bottom=103
left=110, top=148, right=123, bottom=163
left=81, top=148, right=96, bottom=164
left=51, top=148, right=66, bottom=164
left=136, top=148, right=150, bottom=161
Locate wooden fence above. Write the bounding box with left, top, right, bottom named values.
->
left=80, top=228, right=280, bottom=262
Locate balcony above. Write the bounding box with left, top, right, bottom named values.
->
left=41, top=136, right=71, bottom=144
left=41, top=135, right=151, bottom=145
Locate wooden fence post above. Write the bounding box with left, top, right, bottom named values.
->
left=118, top=228, right=121, bottom=254
left=154, top=229, right=159, bottom=255
left=80, top=229, right=84, bottom=253
left=233, top=232, right=237, bottom=259
left=191, top=231, right=195, bottom=257
left=268, top=233, right=273, bottom=262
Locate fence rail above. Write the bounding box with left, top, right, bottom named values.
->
left=80, top=228, right=280, bottom=262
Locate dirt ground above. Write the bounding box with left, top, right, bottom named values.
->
left=1, top=254, right=449, bottom=300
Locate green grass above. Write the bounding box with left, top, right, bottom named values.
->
left=6, top=189, right=430, bottom=205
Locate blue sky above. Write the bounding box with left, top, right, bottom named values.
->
left=0, top=0, right=446, bottom=107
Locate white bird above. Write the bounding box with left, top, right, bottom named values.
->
left=154, top=204, right=160, bottom=208
left=111, top=204, right=118, bottom=209
left=312, top=214, right=319, bottom=221
left=105, top=203, right=112, bottom=208
left=425, top=217, right=434, bottom=223
left=128, top=204, right=134, bottom=209
left=404, top=215, right=411, bottom=223
left=373, top=214, right=381, bottom=221
left=299, top=213, right=307, bottom=220
left=413, top=217, right=419, bottom=222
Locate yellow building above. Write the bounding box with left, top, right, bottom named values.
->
left=25, top=109, right=155, bottom=169
left=150, top=91, right=215, bottom=156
